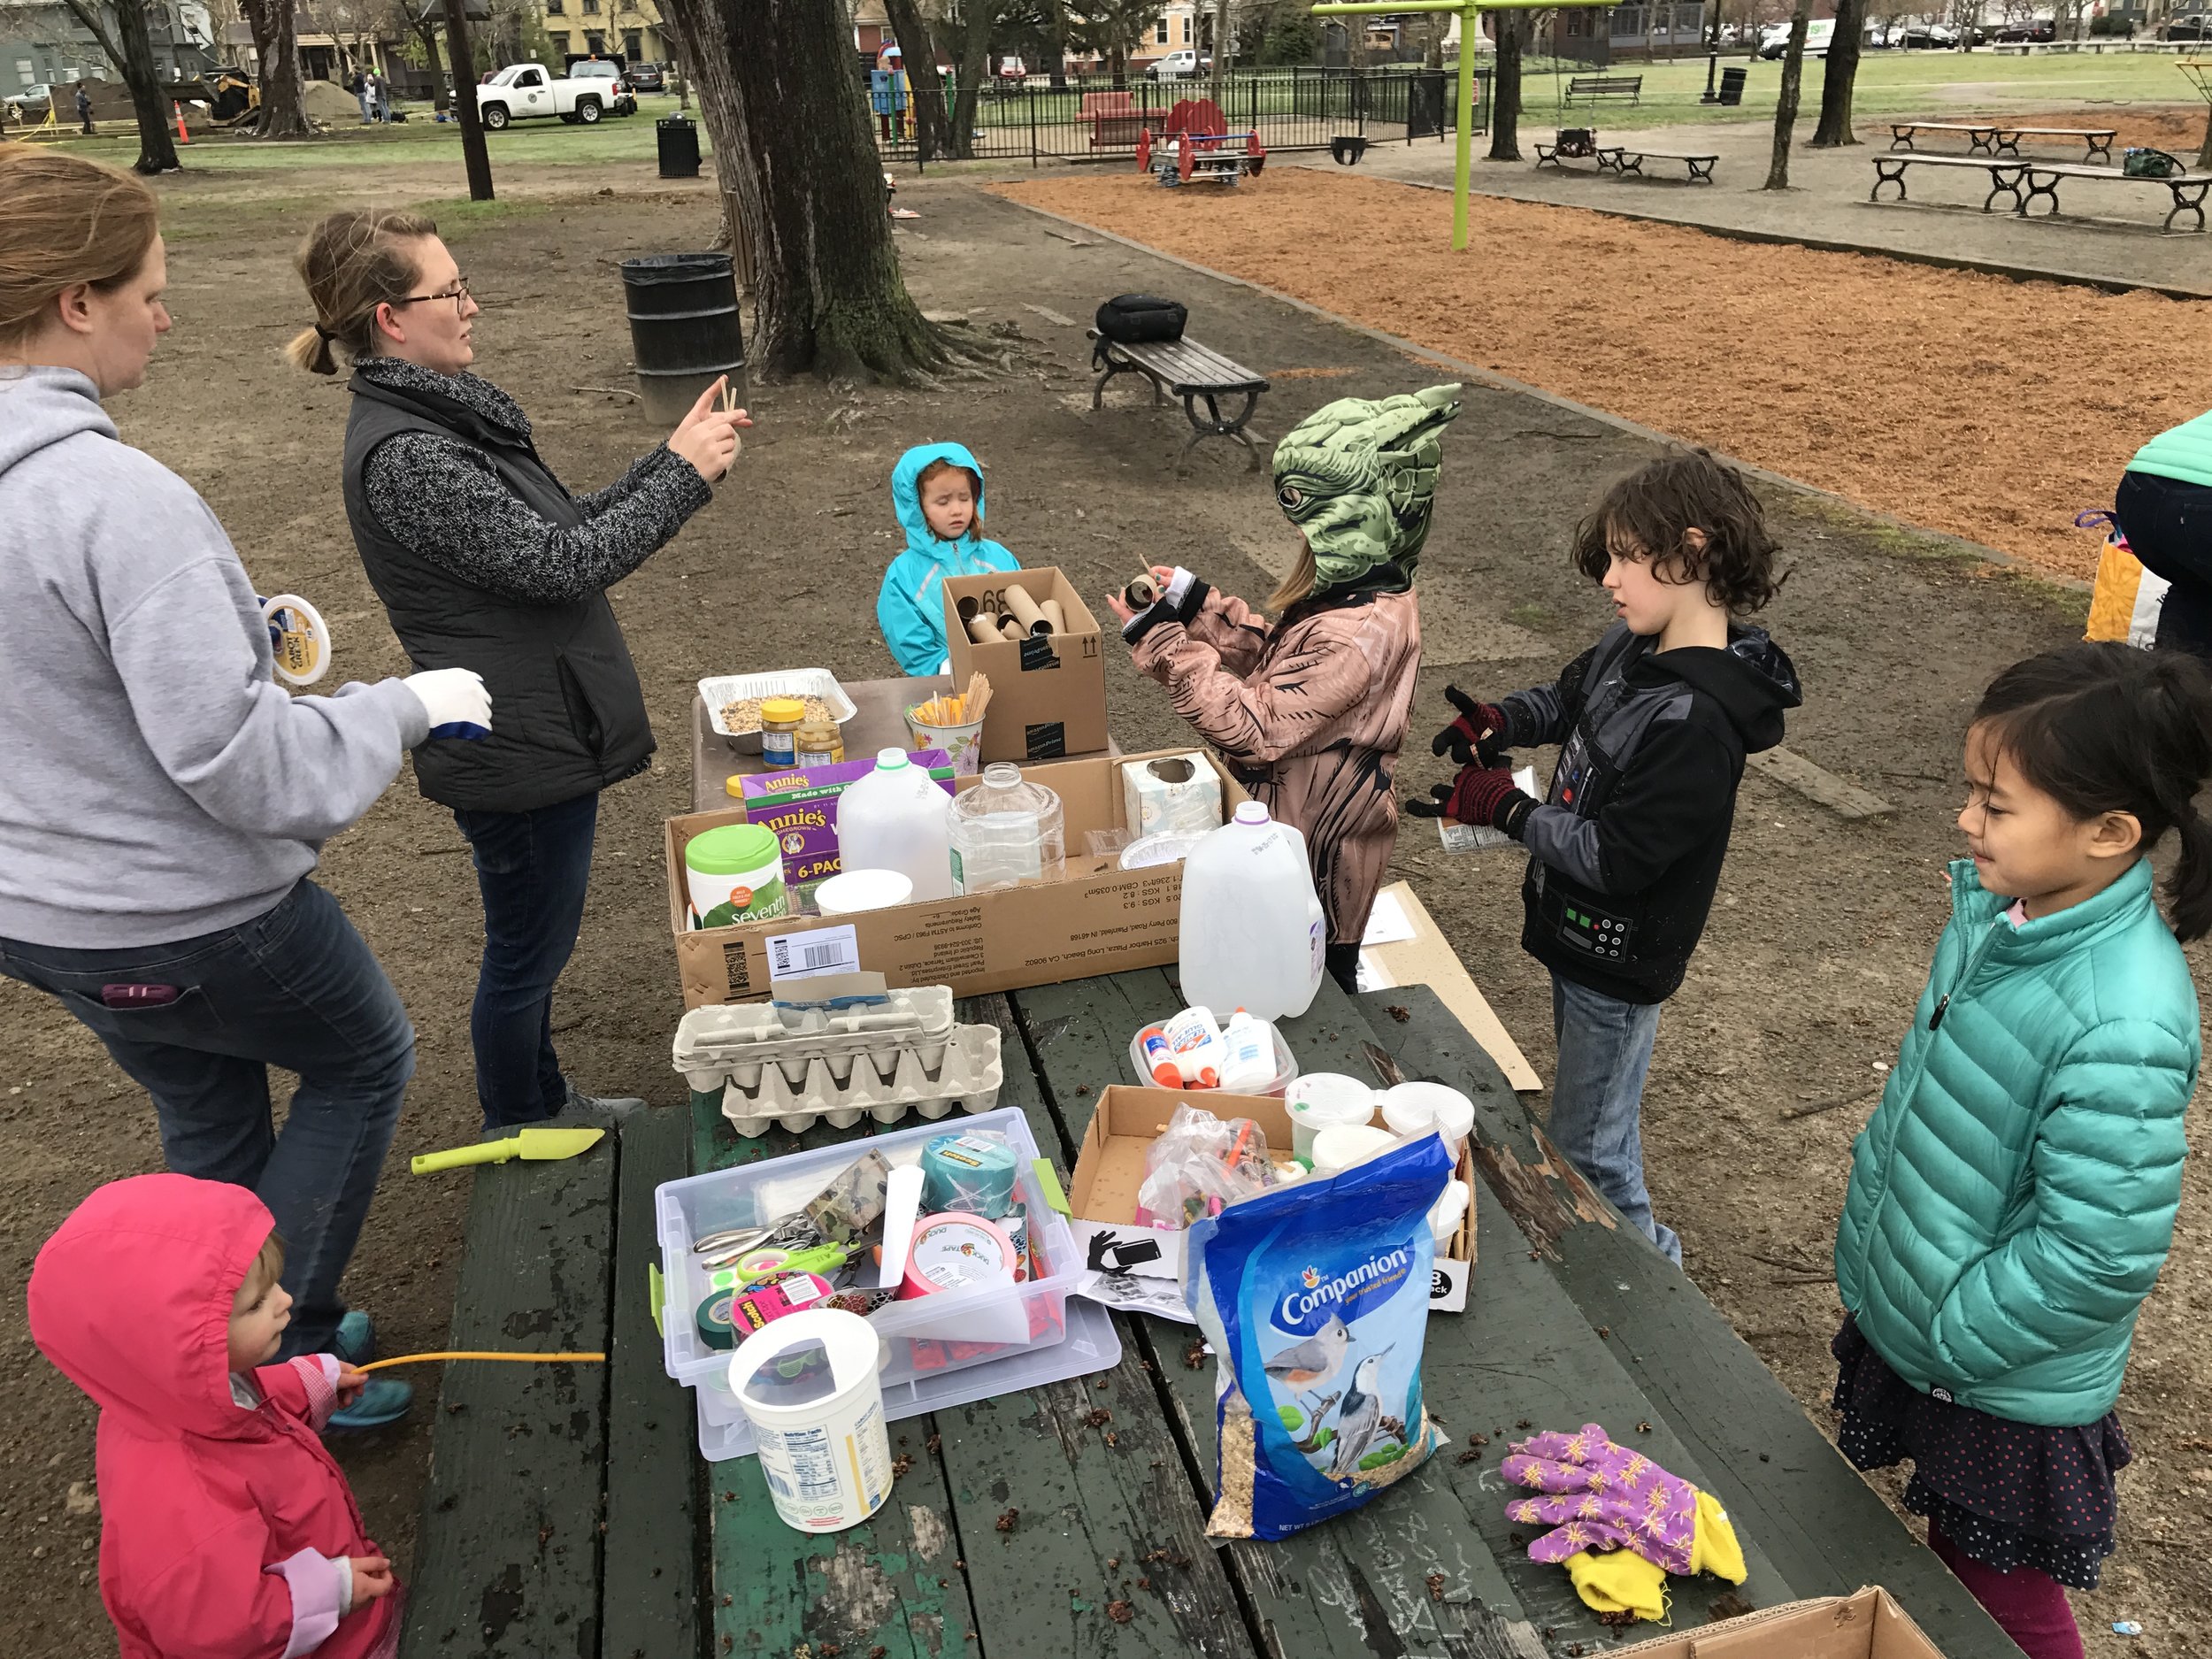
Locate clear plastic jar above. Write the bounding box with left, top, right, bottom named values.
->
left=947, top=764, right=1064, bottom=895
left=795, top=718, right=844, bottom=767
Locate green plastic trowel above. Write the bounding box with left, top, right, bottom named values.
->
left=411, top=1126, right=606, bottom=1175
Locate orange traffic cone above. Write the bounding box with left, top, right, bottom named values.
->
left=173, top=101, right=189, bottom=142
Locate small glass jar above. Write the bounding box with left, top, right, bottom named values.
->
left=795, top=717, right=845, bottom=767
left=758, top=696, right=805, bottom=770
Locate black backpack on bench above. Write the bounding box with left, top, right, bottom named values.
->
left=1094, top=293, right=1187, bottom=368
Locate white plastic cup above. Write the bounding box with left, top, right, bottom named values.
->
left=1380, top=1082, right=1476, bottom=1159
left=727, top=1309, right=893, bottom=1533
left=814, top=869, right=915, bottom=916
left=1310, top=1122, right=1397, bottom=1175
left=1429, top=1179, right=1471, bottom=1249
left=1286, top=1072, right=1379, bottom=1163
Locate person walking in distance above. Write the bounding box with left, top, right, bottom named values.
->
left=75, top=82, right=95, bottom=135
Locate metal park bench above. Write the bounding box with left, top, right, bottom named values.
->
left=1537, top=132, right=1716, bottom=182
left=1870, top=151, right=2035, bottom=211
left=1887, top=120, right=2118, bottom=163
left=1870, top=151, right=2209, bottom=230
left=1088, top=329, right=1271, bottom=469
left=1566, top=73, right=1644, bottom=104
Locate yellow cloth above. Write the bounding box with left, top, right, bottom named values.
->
left=2086, top=540, right=2164, bottom=647
left=1691, top=1489, right=1747, bottom=1584
left=1564, top=1548, right=1668, bottom=1622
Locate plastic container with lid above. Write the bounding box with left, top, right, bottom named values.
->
left=758, top=696, right=806, bottom=769
left=1380, top=1081, right=1476, bottom=1159
left=684, top=823, right=789, bottom=929
left=813, top=868, right=913, bottom=916
left=795, top=717, right=844, bottom=767
left=1310, top=1122, right=1397, bottom=1175
left=948, top=763, right=1064, bottom=895
left=835, top=749, right=955, bottom=902
left=1177, top=802, right=1326, bottom=1023
left=1285, top=1072, right=1379, bottom=1163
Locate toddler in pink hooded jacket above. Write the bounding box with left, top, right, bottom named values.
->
left=28, top=1173, right=399, bottom=1659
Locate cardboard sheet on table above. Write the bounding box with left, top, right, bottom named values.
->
left=1611, top=1586, right=1945, bottom=1658
left=1357, top=879, right=1541, bottom=1093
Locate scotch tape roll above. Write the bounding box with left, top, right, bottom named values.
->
left=1040, top=599, right=1066, bottom=634
left=1002, top=584, right=1049, bottom=635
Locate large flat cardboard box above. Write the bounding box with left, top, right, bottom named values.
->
left=667, top=749, right=1244, bottom=1007
left=1614, top=1587, right=1943, bottom=1658
left=1359, top=880, right=1540, bottom=1092
left=1065, top=1086, right=1475, bottom=1314
left=943, top=567, right=1109, bottom=763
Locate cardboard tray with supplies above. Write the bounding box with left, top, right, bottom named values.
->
left=1613, top=1586, right=1945, bottom=1658
left=942, top=567, right=1108, bottom=764
left=667, top=749, right=1246, bottom=1008
left=1064, top=1086, right=1475, bottom=1314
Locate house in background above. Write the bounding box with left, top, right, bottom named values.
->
left=1, top=0, right=217, bottom=88
left=532, top=0, right=666, bottom=67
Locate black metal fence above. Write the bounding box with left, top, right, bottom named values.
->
left=870, top=66, right=1486, bottom=169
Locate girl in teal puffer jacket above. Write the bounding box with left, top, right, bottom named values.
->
left=1833, top=643, right=2208, bottom=1659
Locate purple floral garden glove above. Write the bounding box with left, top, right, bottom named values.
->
left=1499, top=1424, right=1701, bottom=1574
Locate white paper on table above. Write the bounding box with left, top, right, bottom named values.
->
left=1355, top=950, right=1395, bottom=993
left=1360, top=889, right=1417, bottom=947
left=764, top=923, right=861, bottom=982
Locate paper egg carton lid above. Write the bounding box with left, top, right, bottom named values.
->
left=673, top=988, right=955, bottom=1082
left=721, top=1025, right=1002, bottom=1136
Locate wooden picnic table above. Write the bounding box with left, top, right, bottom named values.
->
left=1888, top=120, right=2117, bottom=163
left=398, top=962, right=2025, bottom=1658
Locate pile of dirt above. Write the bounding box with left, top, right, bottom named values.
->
left=993, top=168, right=2212, bottom=581
left=302, top=78, right=368, bottom=122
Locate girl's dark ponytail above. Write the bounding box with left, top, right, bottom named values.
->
left=1977, top=642, right=2212, bottom=942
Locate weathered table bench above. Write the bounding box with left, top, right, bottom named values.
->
left=2022, top=158, right=2212, bottom=230
left=399, top=969, right=2024, bottom=1659
left=1536, top=141, right=1717, bottom=182
left=1567, top=73, right=1643, bottom=104
left=1087, top=329, right=1271, bottom=470
left=1535, top=137, right=1625, bottom=171
left=1888, top=119, right=2117, bottom=162
left=1870, top=150, right=2034, bottom=211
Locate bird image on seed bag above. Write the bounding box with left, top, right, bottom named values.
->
left=1187, top=1135, right=1452, bottom=1539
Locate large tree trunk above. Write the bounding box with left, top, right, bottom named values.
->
left=881, top=0, right=957, bottom=160
left=254, top=0, right=311, bottom=138
left=657, top=0, right=750, bottom=284
left=61, top=0, right=180, bottom=169
left=949, top=0, right=993, bottom=158
left=1210, top=0, right=1230, bottom=94
left=711, top=0, right=949, bottom=380
left=1486, top=11, right=1524, bottom=162
left=2200, top=102, right=2212, bottom=172
left=1809, top=0, right=1866, bottom=146
left=1763, top=0, right=1810, bottom=188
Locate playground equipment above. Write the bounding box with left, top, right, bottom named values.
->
left=1311, top=0, right=1624, bottom=249
left=1135, top=98, right=1267, bottom=187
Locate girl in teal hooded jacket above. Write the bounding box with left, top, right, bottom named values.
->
left=876, top=442, right=1019, bottom=677
left=1832, top=643, right=2207, bottom=1659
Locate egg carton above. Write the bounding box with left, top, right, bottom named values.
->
left=713, top=1027, right=1002, bottom=1136
left=673, top=987, right=955, bottom=1086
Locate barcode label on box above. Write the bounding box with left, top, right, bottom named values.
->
left=765, top=924, right=862, bottom=983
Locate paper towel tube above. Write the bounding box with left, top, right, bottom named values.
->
left=999, top=618, right=1026, bottom=642
left=966, top=614, right=1003, bottom=646
left=1002, top=585, right=1049, bottom=635
left=1125, top=573, right=1160, bottom=609
left=1040, top=599, right=1066, bottom=634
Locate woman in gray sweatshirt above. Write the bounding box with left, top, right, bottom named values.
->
left=0, top=150, right=488, bottom=1431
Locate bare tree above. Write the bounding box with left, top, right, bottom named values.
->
left=58, top=0, right=182, bottom=168
left=1763, top=0, right=1809, bottom=188
left=1071, top=0, right=1158, bottom=85
left=949, top=0, right=995, bottom=156
left=1809, top=0, right=1865, bottom=145
left=1210, top=0, right=1232, bottom=95
left=1486, top=8, right=1529, bottom=163
left=881, top=0, right=959, bottom=159
left=237, top=0, right=311, bottom=136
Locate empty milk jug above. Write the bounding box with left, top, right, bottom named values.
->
left=835, top=749, right=954, bottom=902
left=948, top=763, right=1064, bottom=894
left=1177, top=802, right=1325, bottom=1022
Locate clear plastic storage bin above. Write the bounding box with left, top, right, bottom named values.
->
left=656, top=1108, right=1106, bottom=1458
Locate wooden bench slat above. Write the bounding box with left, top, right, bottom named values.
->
left=1116, top=337, right=1269, bottom=393
left=399, top=1106, right=618, bottom=1658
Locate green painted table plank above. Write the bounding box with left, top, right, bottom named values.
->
left=399, top=1106, right=617, bottom=1659
left=1359, top=986, right=2024, bottom=1659
left=604, top=1103, right=703, bottom=1659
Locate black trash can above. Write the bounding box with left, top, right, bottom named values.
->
left=1718, top=66, right=1747, bottom=106
left=657, top=115, right=701, bottom=179
left=1407, top=68, right=1448, bottom=140
left=619, top=253, right=745, bottom=424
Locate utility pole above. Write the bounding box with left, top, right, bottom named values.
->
left=441, top=0, right=495, bottom=201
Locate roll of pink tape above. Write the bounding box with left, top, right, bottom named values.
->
left=899, top=1212, right=1017, bottom=1299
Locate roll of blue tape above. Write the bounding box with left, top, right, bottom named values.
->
left=918, top=1132, right=1018, bottom=1218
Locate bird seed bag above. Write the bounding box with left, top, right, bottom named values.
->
left=1187, top=1135, right=1452, bottom=1540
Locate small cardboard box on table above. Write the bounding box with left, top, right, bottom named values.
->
left=942, top=567, right=1109, bottom=763
left=666, top=749, right=1245, bottom=1008
left=1613, top=1586, right=1944, bottom=1658
left=1064, top=1086, right=1476, bottom=1314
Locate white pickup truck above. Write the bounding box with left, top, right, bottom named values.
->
left=476, top=62, right=618, bottom=128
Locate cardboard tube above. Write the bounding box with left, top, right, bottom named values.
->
left=999, top=618, right=1026, bottom=642
left=1125, top=573, right=1160, bottom=609
left=965, top=614, right=1002, bottom=646
left=1002, top=585, right=1048, bottom=635
left=1040, top=599, right=1066, bottom=634
left=956, top=595, right=982, bottom=625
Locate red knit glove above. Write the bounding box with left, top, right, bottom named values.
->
left=1431, top=686, right=1510, bottom=770
left=1405, top=765, right=1536, bottom=837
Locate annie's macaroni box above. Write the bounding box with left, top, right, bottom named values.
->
left=737, top=749, right=953, bottom=904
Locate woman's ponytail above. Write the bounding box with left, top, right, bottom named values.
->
left=287, top=208, right=437, bottom=376
left=283, top=320, right=339, bottom=377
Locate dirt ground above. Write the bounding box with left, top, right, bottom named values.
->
left=996, top=165, right=2212, bottom=583
left=1, top=151, right=2206, bottom=1659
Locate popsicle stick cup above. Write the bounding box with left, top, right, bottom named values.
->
left=904, top=704, right=986, bottom=776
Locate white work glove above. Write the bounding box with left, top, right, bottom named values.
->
left=402, top=668, right=492, bottom=741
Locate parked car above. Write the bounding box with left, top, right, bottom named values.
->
left=565, top=58, right=638, bottom=114
left=2162, top=12, right=2210, bottom=36
left=1759, top=17, right=1835, bottom=57
left=1147, top=48, right=1201, bottom=79
left=626, top=61, right=664, bottom=91
left=477, top=62, right=624, bottom=128
left=1993, top=17, right=2055, bottom=39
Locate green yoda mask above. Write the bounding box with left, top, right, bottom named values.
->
left=1270, top=382, right=1463, bottom=591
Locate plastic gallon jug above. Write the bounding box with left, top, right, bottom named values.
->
left=685, top=823, right=789, bottom=929
left=948, top=763, right=1064, bottom=895
left=1177, top=802, right=1325, bottom=1022
left=835, top=749, right=954, bottom=902
left=727, top=1309, right=892, bottom=1533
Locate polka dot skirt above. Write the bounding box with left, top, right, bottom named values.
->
left=1830, top=1316, right=2130, bottom=1591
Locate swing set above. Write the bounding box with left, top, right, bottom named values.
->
left=1310, top=0, right=1624, bottom=248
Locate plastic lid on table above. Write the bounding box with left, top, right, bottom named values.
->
left=686, top=823, right=780, bottom=874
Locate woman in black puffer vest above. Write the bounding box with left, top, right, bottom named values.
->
left=290, top=208, right=749, bottom=1128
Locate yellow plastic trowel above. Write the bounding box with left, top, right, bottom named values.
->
left=411, top=1126, right=606, bottom=1175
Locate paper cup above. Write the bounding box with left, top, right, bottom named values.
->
left=904, top=707, right=986, bottom=777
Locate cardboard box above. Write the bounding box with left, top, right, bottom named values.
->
left=943, top=567, right=1108, bottom=763
left=737, top=749, right=953, bottom=909
left=1359, top=880, right=1541, bottom=1093
left=1612, top=1587, right=1943, bottom=1658
left=668, top=749, right=1245, bottom=1008
left=1064, top=1087, right=1475, bottom=1314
